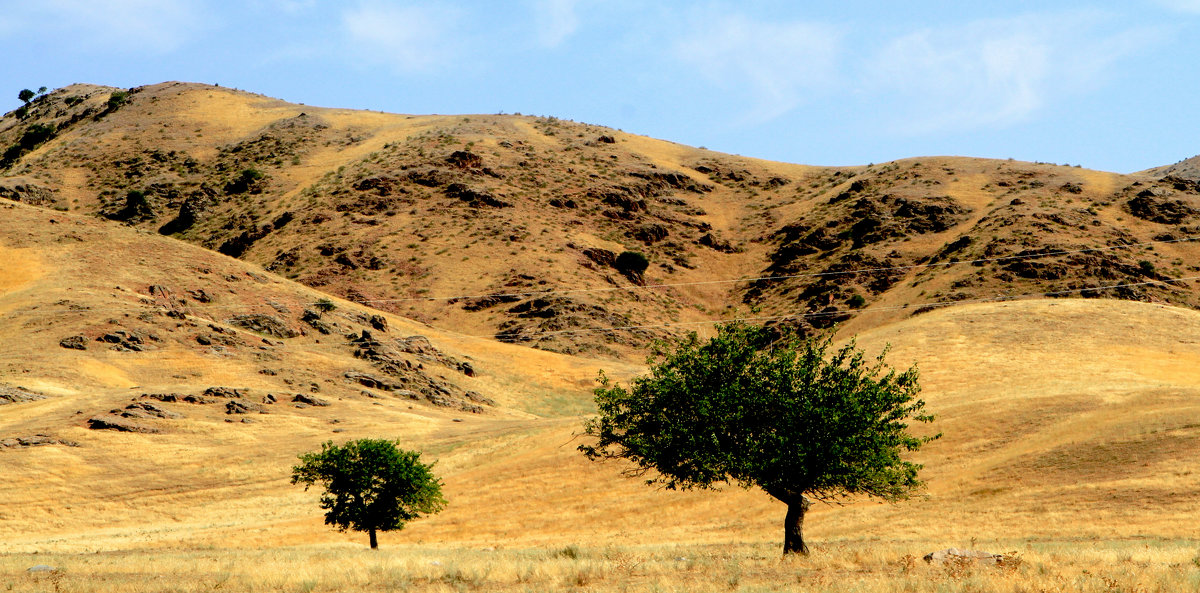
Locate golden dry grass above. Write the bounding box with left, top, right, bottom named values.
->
left=4, top=540, right=1200, bottom=592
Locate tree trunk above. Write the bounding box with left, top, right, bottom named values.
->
left=782, top=496, right=811, bottom=555
left=369, top=527, right=378, bottom=549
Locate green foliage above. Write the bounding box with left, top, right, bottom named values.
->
left=1138, top=260, right=1156, bottom=276
left=581, top=322, right=936, bottom=552
left=292, top=439, right=446, bottom=548
left=224, top=167, right=267, bottom=194
left=108, top=189, right=154, bottom=222
left=107, top=90, right=130, bottom=110
left=847, top=293, right=867, bottom=308
left=313, top=298, right=337, bottom=312
left=1, top=123, right=57, bottom=169
left=19, top=123, right=56, bottom=149
left=17, top=89, right=34, bottom=103
left=614, top=250, right=649, bottom=275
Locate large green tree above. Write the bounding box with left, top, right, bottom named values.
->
left=580, top=322, right=936, bottom=555
left=292, top=439, right=446, bottom=549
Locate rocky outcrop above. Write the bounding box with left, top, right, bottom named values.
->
left=58, top=335, right=89, bottom=350
left=0, top=434, right=78, bottom=449
left=0, top=385, right=46, bottom=405
left=344, top=330, right=488, bottom=412
left=226, top=314, right=299, bottom=338
left=87, top=415, right=160, bottom=433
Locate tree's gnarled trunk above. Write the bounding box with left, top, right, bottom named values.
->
left=369, top=527, right=378, bottom=549
left=782, top=496, right=812, bottom=555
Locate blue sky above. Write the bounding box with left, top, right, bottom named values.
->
left=1, top=0, right=1197, bottom=173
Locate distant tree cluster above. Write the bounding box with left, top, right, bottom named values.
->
left=13, top=86, right=47, bottom=119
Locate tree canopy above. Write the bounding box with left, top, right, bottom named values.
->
left=292, top=438, right=446, bottom=549
left=580, top=322, right=937, bottom=554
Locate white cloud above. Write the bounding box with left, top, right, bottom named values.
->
left=865, top=13, right=1162, bottom=134
left=14, top=0, right=202, bottom=52
left=674, top=12, right=842, bottom=123
left=532, top=0, right=580, bottom=48
left=342, top=2, right=457, bottom=72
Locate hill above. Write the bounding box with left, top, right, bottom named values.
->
left=3, top=82, right=1200, bottom=359
left=2, top=202, right=1199, bottom=557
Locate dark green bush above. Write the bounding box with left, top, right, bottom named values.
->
left=107, top=90, right=130, bottom=110
left=224, top=168, right=267, bottom=194
left=614, top=250, right=649, bottom=275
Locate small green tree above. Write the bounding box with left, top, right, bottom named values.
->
left=614, top=250, right=650, bottom=283
left=580, top=322, right=936, bottom=555
left=292, top=439, right=446, bottom=549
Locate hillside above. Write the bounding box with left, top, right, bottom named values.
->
left=3, top=82, right=1200, bottom=359
left=2, top=202, right=1199, bottom=558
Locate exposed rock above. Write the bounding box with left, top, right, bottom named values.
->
left=394, top=335, right=475, bottom=375
left=446, top=150, right=483, bottom=169
left=845, top=195, right=969, bottom=247
left=343, top=332, right=486, bottom=413
left=406, top=168, right=454, bottom=188
left=631, top=223, right=670, bottom=244
left=225, top=399, right=264, bottom=414
left=158, top=186, right=218, bottom=235
left=227, top=314, right=299, bottom=338
left=186, top=288, right=213, bottom=303
left=0, top=180, right=58, bottom=207
left=0, top=434, right=78, bottom=449
left=369, top=314, right=388, bottom=332
left=698, top=233, right=740, bottom=253
left=292, top=393, right=330, bottom=407
left=300, top=309, right=334, bottom=334
left=581, top=248, right=616, bottom=268
left=344, top=371, right=397, bottom=391
left=0, top=385, right=46, bottom=405
left=1127, top=192, right=1199, bottom=224
left=97, top=330, right=155, bottom=352
left=58, top=335, right=88, bottom=350
left=444, top=183, right=512, bottom=208
left=203, top=386, right=247, bottom=399
left=87, top=416, right=160, bottom=433
left=116, top=401, right=182, bottom=420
